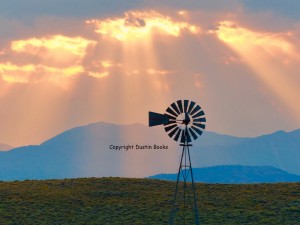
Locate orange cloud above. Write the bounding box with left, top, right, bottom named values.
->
left=0, top=35, right=116, bottom=84
left=214, top=21, right=294, bottom=55
left=10, top=35, right=96, bottom=67
left=0, top=62, right=84, bottom=84
left=146, top=69, right=171, bottom=76
left=0, top=63, right=35, bottom=83
left=86, top=10, right=201, bottom=42
left=178, top=10, right=188, bottom=16
left=101, top=61, right=114, bottom=68
left=11, top=35, right=96, bottom=57
left=88, top=71, right=109, bottom=78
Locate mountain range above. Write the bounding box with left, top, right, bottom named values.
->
left=0, top=143, right=13, bottom=151
left=0, top=122, right=299, bottom=181
left=149, top=165, right=300, bottom=184
left=191, top=129, right=300, bottom=175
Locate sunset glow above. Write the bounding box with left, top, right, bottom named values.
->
left=86, top=11, right=201, bottom=42
left=1, top=2, right=300, bottom=147
left=215, top=21, right=293, bottom=54
left=0, top=62, right=84, bottom=83
left=11, top=35, right=96, bottom=57
left=215, top=21, right=300, bottom=121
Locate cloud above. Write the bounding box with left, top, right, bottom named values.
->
left=214, top=21, right=294, bottom=54
left=1, top=2, right=300, bottom=147
left=0, top=62, right=84, bottom=83
left=88, top=71, right=109, bottom=78
left=125, top=14, right=146, bottom=28
left=0, top=10, right=202, bottom=85
left=86, top=11, right=201, bottom=42
left=11, top=35, right=96, bottom=66
left=0, top=35, right=99, bottom=83
left=11, top=35, right=95, bottom=57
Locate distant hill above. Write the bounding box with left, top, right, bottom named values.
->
left=149, top=165, right=300, bottom=184
left=191, top=129, right=300, bottom=175
left=0, top=143, right=13, bottom=151
left=0, top=122, right=251, bottom=181
left=0, top=122, right=300, bottom=181
left=0, top=122, right=179, bottom=180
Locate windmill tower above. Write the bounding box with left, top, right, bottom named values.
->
left=149, top=100, right=206, bottom=225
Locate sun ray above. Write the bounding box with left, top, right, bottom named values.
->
left=214, top=21, right=300, bottom=122
left=0, top=10, right=203, bottom=148
left=86, top=10, right=199, bottom=114
left=85, top=10, right=203, bottom=175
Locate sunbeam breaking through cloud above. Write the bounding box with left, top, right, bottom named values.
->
left=0, top=2, right=299, bottom=147
left=214, top=21, right=300, bottom=122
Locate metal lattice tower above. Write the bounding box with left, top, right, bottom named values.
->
left=149, top=100, right=206, bottom=225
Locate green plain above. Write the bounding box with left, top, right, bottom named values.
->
left=0, top=178, right=299, bottom=224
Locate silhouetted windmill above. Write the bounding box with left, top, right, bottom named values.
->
left=149, top=100, right=206, bottom=225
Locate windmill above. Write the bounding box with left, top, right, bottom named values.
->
left=149, top=100, right=206, bottom=225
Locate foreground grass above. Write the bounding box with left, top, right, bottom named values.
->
left=0, top=178, right=299, bottom=224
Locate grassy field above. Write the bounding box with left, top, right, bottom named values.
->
left=0, top=177, right=299, bottom=224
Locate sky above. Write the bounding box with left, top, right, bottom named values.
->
left=0, top=0, right=300, bottom=147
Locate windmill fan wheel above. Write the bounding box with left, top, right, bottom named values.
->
left=163, top=100, right=206, bottom=144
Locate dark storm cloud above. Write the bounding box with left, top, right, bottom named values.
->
left=125, top=16, right=146, bottom=28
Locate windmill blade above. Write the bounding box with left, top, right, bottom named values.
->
left=176, top=100, right=184, bottom=113
left=183, top=100, right=189, bottom=113
left=166, top=107, right=178, bottom=117
left=192, top=110, right=205, bottom=119
left=193, top=122, right=206, bottom=130
left=149, top=111, right=169, bottom=127
left=191, top=126, right=203, bottom=136
left=193, top=117, right=206, bottom=123
left=165, top=124, right=177, bottom=132
left=165, top=113, right=176, bottom=121
left=168, top=127, right=179, bottom=138
left=187, top=101, right=196, bottom=114
left=190, top=105, right=201, bottom=116
left=188, top=127, right=198, bottom=140
left=174, top=129, right=182, bottom=142
left=171, top=102, right=180, bottom=115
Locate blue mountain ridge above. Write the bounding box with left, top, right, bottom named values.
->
left=0, top=143, right=13, bottom=151
left=0, top=122, right=299, bottom=181
left=190, top=129, right=300, bottom=175
left=148, top=165, right=300, bottom=184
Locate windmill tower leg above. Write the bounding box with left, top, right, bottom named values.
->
left=169, top=143, right=200, bottom=224
left=169, top=145, right=186, bottom=224
left=187, top=145, right=200, bottom=225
